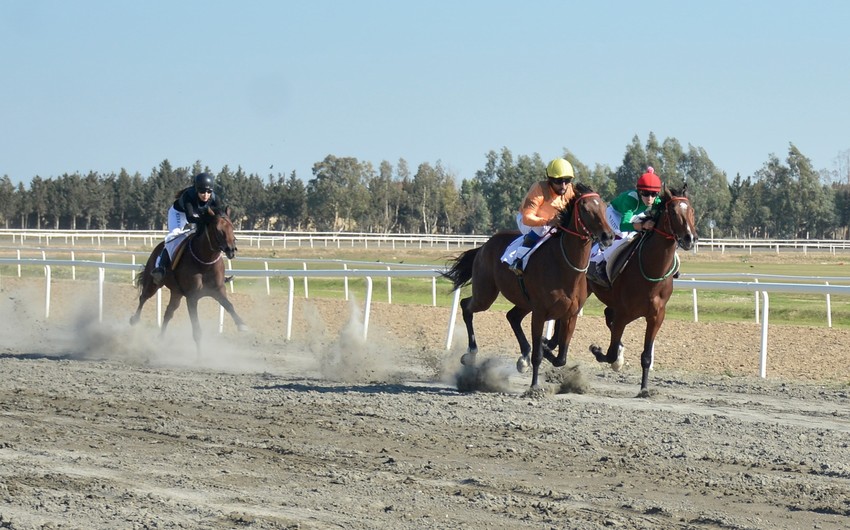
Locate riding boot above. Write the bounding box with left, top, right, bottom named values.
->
left=151, top=247, right=170, bottom=286
left=509, top=247, right=531, bottom=276
left=590, top=260, right=609, bottom=285
left=509, top=233, right=539, bottom=276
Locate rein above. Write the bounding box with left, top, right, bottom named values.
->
left=638, top=196, right=689, bottom=281
left=554, top=192, right=601, bottom=273
left=188, top=219, right=230, bottom=266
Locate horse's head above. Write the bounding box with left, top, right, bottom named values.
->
left=203, top=206, right=238, bottom=259
left=555, top=182, right=615, bottom=248
left=657, top=184, right=697, bottom=251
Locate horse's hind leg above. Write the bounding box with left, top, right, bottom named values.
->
left=159, top=291, right=183, bottom=337
left=459, top=296, right=479, bottom=365
left=130, top=276, right=159, bottom=325
left=458, top=273, right=499, bottom=365
left=506, top=306, right=531, bottom=373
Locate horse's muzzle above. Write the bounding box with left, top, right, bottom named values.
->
left=225, top=246, right=236, bottom=260
left=596, top=230, right=615, bottom=250
left=678, top=234, right=696, bottom=251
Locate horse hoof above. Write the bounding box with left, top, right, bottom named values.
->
left=516, top=355, right=530, bottom=373
left=129, top=316, right=138, bottom=326
left=237, top=324, right=250, bottom=332
left=611, top=351, right=625, bottom=372
left=610, top=344, right=625, bottom=372
left=589, top=344, right=605, bottom=363
left=522, top=385, right=547, bottom=399
left=460, top=352, right=477, bottom=366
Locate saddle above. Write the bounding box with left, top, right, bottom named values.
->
left=169, top=237, right=191, bottom=270
left=605, top=237, right=640, bottom=284
left=590, top=232, right=681, bottom=286
left=163, top=225, right=197, bottom=271
left=587, top=234, right=640, bottom=287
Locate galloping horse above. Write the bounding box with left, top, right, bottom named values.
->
left=586, top=185, right=697, bottom=396
left=443, top=183, right=615, bottom=389
left=130, top=207, right=248, bottom=353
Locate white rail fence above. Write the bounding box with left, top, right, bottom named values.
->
left=2, top=229, right=850, bottom=254
left=1, top=257, right=848, bottom=379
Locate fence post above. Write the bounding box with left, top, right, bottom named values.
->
left=754, top=278, right=760, bottom=323
left=98, top=267, right=105, bottom=322
left=692, top=278, right=698, bottom=322
left=759, top=291, right=770, bottom=378
left=826, top=281, right=832, bottom=328
left=44, top=265, right=51, bottom=319
left=286, top=276, right=295, bottom=340
left=446, top=289, right=461, bottom=350
left=363, top=277, right=373, bottom=339
left=386, top=266, right=392, bottom=304
left=265, top=262, right=270, bottom=296
left=343, top=263, right=349, bottom=301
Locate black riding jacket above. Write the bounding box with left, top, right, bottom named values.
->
left=173, top=187, right=221, bottom=224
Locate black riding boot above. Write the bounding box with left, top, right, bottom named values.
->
left=509, top=233, right=539, bottom=276
left=590, top=260, right=609, bottom=285
left=152, top=247, right=170, bottom=285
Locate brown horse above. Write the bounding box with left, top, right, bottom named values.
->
left=585, top=184, right=697, bottom=396
left=130, top=207, right=247, bottom=353
left=443, top=183, right=615, bottom=389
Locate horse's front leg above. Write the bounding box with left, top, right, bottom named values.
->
left=506, top=305, right=531, bottom=373
left=638, top=307, right=666, bottom=396
left=544, top=314, right=577, bottom=367
left=529, top=312, right=547, bottom=388
left=186, top=296, right=202, bottom=356
left=542, top=320, right=560, bottom=356
left=590, top=315, right=627, bottom=372
left=211, top=288, right=248, bottom=332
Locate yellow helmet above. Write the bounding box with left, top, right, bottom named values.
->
left=546, top=158, right=575, bottom=179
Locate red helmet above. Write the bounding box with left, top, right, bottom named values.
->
left=636, top=166, right=662, bottom=192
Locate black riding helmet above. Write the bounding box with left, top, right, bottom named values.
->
left=194, top=172, right=214, bottom=192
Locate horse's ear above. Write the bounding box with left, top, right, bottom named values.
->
left=224, top=205, right=232, bottom=218
left=681, top=182, right=688, bottom=196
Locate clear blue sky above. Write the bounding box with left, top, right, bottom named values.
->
left=2, top=1, right=848, bottom=187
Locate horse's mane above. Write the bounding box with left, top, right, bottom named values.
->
left=666, top=185, right=685, bottom=198
left=573, top=182, right=594, bottom=196
left=554, top=182, right=595, bottom=228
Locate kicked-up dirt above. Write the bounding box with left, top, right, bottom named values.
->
left=1, top=276, right=849, bottom=529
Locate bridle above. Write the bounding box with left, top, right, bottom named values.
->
left=189, top=215, right=236, bottom=265
left=637, top=195, right=691, bottom=281
left=650, top=196, right=690, bottom=242
left=553, top=192, right=602, bottom=272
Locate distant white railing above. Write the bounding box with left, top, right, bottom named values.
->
left=2, top=229, right=850, bottom=254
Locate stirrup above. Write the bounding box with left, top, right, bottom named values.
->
left=508, top=259, right=523, bottom=276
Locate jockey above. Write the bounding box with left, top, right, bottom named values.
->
left=507, top=157, right=576, bottom=275
left=151, top=172, right=222, bottom=285
left=588, top=166, right=662, bottom=285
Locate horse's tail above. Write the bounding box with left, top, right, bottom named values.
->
left=133, top=268, right=145, bottom=291
left=441, top=247, right=480, bottom=291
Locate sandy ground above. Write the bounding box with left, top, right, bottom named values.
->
left=1, top=274, right=850, bottom=530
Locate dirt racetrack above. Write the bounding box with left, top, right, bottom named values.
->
left=1, top=275, right=850, bottom=529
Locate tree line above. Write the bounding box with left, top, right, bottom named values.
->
left=1, top=133, right=848, bottom=239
